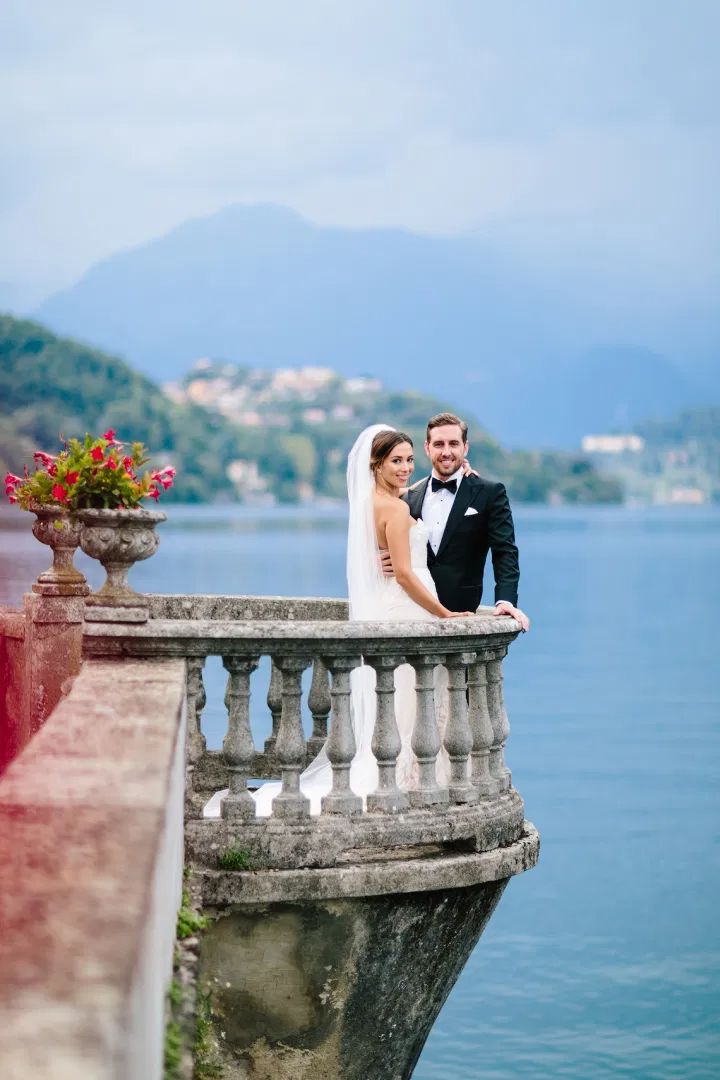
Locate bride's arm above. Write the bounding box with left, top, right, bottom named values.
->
left=383, top=502, right=459, bottom=618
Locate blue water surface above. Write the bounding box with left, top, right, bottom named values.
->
left=1, top=504, right=718, bottom=1078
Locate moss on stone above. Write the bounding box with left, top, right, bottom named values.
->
left=163, top=1017, right=182, bottom=1079
left=217, top=847, right=254, bottom=871
left=194, top=988, right=224, bottom=1079
left=177, top=887, right=210, bottom=939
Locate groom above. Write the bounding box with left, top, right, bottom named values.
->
left=383, top=412, right=529, bottom=631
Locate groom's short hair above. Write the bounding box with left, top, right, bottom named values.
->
left=426, top=412, right=468, bottom=442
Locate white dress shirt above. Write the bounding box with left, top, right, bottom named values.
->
left=420, top=465, right=465, bottom=555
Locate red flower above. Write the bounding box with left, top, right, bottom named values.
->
left=48, top=463, right=58, bottom=477
left=4, top=473, right=22, bottom=492
left=122, top=456, right=133, bottom=470
left=91, top=446, right=104, bottom=462
left=151, top=465, right=176, bottom=490
left=101, top=429, right=117, bottom=444
left=148, top=486, right=161, bottom=501
left=51, top=484, right=68, bottom=503
left=65, top=471, right=80, bottom=485
left=104, top=457, right=118, bottom=471
left=33, top=451, right=57, bottom=468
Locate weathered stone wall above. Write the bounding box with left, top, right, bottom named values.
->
left=0, top=657, right=187, bottom=1080
left=0, top=608, right=27, bottom=774
left=199, top=881, right=508, bottom=1080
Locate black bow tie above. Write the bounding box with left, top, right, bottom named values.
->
left=431, top=477, right=457, bottom=494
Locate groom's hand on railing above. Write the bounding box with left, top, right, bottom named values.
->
left=379, top=549, right=394, bottom=576
left=493, top=601, right=530, bottom=632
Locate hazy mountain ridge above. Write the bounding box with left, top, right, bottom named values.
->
left=34, top=204, right=709, bottom=449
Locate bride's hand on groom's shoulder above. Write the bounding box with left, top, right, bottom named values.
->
left=493, top=601, right=530, bottom=632
left=399, top=479, right=425, bottom=495
left=462, top=458, right=480, bottom=478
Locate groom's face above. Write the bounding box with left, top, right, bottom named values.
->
left=424, top=424, right=468, bottom=478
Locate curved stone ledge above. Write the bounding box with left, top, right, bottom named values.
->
left=186, top=789, right=527, bottom=871
left=199, top=823, right=539, bottom=905
left=83, top=612, right=521, bottom=658
left=147, top=593, right=349, bottom=622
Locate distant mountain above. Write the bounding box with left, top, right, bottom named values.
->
left=35, top=204, right=707, bottom=448
left=518, top=345, right=705, bottom=449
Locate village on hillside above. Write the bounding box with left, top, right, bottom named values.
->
left=165, top=360, right=719, bottom=507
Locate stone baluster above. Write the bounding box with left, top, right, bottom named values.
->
left=409, top=654, right=450, bottom=807
left=365, top=654, right=408, bottom=814
left=443, top=652, right=479, bottom=804
left=307, top=659, right=331, bottom=758
left=486, top=650, right=512, bottom=791
left=320, top=656, right=363, bottom=815
left=185, top=656, right=207, bottom=765
left=272, top=656, right=311, bottom=820
left=264, top=658, right=283, bottom=755
left=220, top=655, right=260, bottom=820
left=467, top=657, right=499, bottom=796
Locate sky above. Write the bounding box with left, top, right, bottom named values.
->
left=1, top=0, right=719, bottom=317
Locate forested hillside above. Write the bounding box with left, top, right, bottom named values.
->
left=0, top=316, right=621, bottom=504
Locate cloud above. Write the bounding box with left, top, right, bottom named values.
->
left=0, top=0, right=718, bottom=315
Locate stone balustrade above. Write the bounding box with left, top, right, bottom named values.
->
left=79, top=594, right=534, bottom=887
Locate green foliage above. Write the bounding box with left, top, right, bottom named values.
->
left=500, top=449, right=623, bottom=504
left=168, top=977, right=183, bottom=1009
left=176, top=887, right=209, bottom=939
left=7, top=431, right=170, bottom=510
left=0, top=315, right=233, bottom=504
left=217, top=847, right=254, bottom=871
left=194, top=989, right=224, bottom=1079
left=164, top=1018, right=182, bottom=1080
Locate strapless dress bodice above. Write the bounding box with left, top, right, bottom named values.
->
left=409, top=517, right=430, bottom=569
left=378, top=519, right=437, bottom=619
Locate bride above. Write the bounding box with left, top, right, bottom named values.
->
left=204, top=424, right=473, bottom=819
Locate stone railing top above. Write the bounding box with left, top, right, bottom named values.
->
left=147, top=593, right=348, bottom=621
left=83, top=608, right=521, bottom=657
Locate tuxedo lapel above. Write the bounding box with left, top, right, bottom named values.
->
left=406, top=477, right=429, bottom=520
left=436, top=476, right=475, bottom=559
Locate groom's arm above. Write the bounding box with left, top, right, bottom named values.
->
left=487, top=482, right=520, bottom=606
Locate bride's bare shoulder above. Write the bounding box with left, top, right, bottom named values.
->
left=373, top=493, right=410, bottom=519
left=383, top=497, right=411, bottom=522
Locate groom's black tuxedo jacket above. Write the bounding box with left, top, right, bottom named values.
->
left=404, top=474, right=520, bottom=613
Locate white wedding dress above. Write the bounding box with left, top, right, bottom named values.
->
left=203, top=425, right=450, bottom=820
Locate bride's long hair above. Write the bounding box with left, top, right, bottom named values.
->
left=346, top=423, right=408, bottom=621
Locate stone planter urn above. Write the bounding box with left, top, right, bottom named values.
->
left=29, top=504, right=89, bottom=596
left=78, top=507, right=166, bottom=623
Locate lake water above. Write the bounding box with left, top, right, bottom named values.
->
left=1, top=504, right=719, bottom=1079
